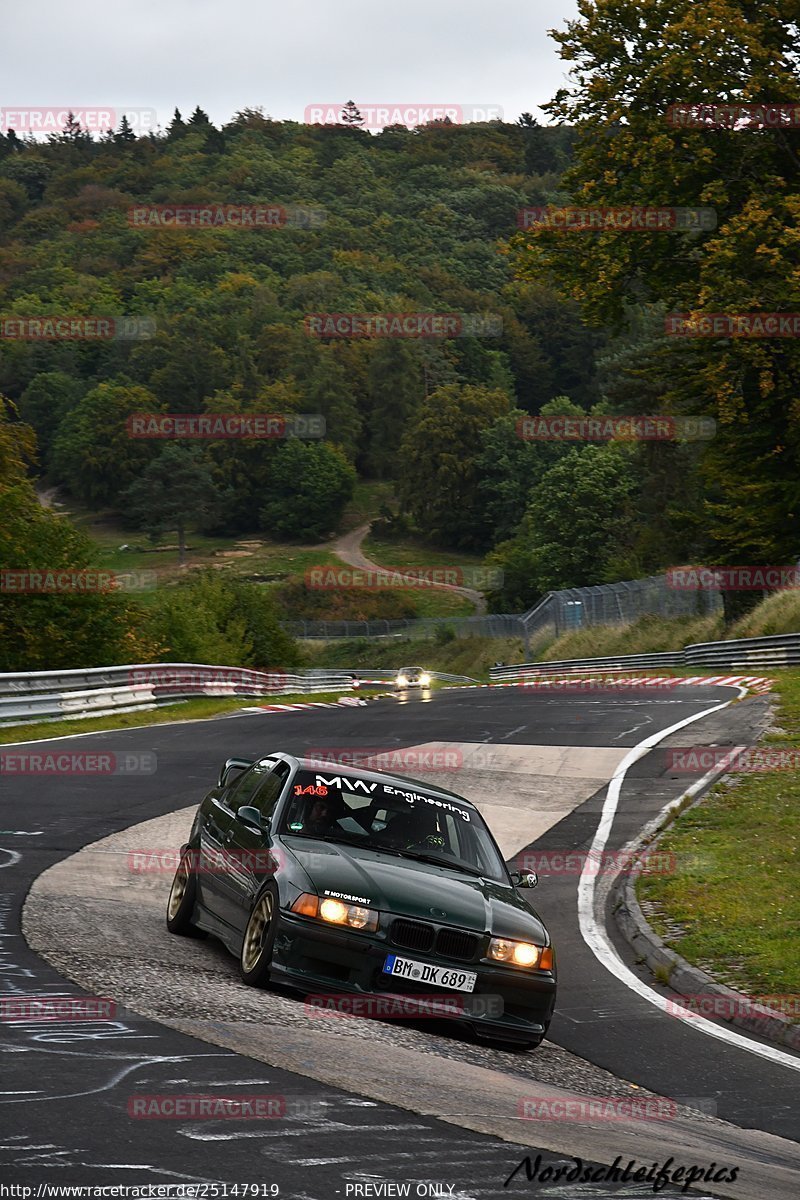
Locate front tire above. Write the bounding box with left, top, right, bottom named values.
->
left=166, top=849, right=207, bottom=938
left=239, top=884, right=279, bottom=987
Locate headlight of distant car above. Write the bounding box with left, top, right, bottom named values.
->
left=396, top=675, right=408, bottom=687
left=291, top=892, right=379, bottom=932
left=419, top=672, right=431, bottom=686
left=487, top=938, right=553, bottom=969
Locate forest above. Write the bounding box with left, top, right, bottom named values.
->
left=1, top=0, right=798, bottom=669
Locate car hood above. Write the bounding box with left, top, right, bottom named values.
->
left=282, top=836, right=548, bottom=943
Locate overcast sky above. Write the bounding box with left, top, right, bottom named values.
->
left=1, top=0, right=579, bottom=134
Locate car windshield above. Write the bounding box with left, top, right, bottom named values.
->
left=280, top=769, right=509, bottom=883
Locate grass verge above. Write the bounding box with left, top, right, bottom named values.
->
left=539, top=612, right=724, bottom=661
left=637, top=670, right=800, bottom=1004
left=306, top=635, right=524, bottom=678
left=0, top=691, right=362, bottom=745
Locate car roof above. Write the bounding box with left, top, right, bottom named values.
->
left=269, top=752, right=477, bottom=810
left=398, top=665, right=423, bottom=671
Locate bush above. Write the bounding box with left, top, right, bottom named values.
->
left=144, top=570, right=300, bottom=669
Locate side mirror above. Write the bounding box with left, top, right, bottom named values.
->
left=510, top=870, right=538, bottom=889
left=236, top=805, right=266, bottom=833
left=218, top=757, right=253, bottom=788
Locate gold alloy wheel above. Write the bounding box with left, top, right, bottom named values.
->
left=242, top=892, right=274, bottom=973
left=167, top=856, right=189, bottom=920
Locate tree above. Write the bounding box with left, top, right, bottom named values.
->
left=120, top=445, right=221, bottom=564
left=166, top=107, right=186, bottom=138
left=488, top=445, right=636, bottom=609
left=512, top=0, right=800, bottom=570
left=340, top=101, right=365, bottom=128
left=475, top=397, right=587, bottom=544
left=397, top=384, right=510, bottom=548
left=51, top=382, right=163, bottom=507
left=365, top=341, right=425, bottom=477
left=188, top=106, right=212, bottom=127
left=259, top=440, right=356, bottom=540
left=0, top=397, right=147, bottom=670
left=18, top=371, right=84, bottom=468
left=307, top=353, right=362, bottom=462
left=114, top=115, right=136, bottom=143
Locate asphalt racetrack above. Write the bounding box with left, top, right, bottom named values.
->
left=2, top=683, right=799, bottom=1199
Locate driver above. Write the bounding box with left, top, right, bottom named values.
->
left=304, top=795, right=340, bottom=837
left=382, top=808, right=446, bottom=852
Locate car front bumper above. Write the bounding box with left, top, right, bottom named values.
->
left=271, top=912, right=556, bottom=1041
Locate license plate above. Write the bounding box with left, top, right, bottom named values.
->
left=383, top=954, right=477, bottom=993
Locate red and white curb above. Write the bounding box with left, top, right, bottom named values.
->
left=236, top=697, right=369, bottom=715
left=483, top=674, right=774, bottom=695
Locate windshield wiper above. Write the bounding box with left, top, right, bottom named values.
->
left=394, top=851, right=484, bottom=877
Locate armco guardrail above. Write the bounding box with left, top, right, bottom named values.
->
left=0, top=663, right=477, bottom=726
left=489, top=632, right=800, bottom=681
left=0, top=664, right=351, bottom=726
left=490, top=651, right=685, bottom=679
left=684, top=633, right=800, bottom=668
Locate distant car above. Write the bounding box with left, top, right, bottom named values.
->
left=394, top=666, right=432, bottom=690
left=166, top=753, right=556, bottom=1048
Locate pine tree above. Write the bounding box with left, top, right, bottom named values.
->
left=340, top=100, right=365, bottom=128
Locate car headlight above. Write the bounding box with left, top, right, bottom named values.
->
left=419, top=673, right=431, bottom=686
left=290, top=892, right=379, bottom=932
left=487, top=937, right=553, bottom=969
left=396, top=675, right=408, bottom=686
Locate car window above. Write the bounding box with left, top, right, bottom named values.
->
left=251, top=762, right=291, bottom=820
left=280, top=769, right=508, bottom=881
left=227, top=759, right=277, bottom=808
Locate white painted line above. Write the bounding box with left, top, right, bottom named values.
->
left=578, top=687, right=800, bottom=1072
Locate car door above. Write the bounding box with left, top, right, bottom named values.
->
left=198, top=759, right=279, bottom=924
left=216, top=759, right=292, bottom=932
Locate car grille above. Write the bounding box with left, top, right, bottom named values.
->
left=436, top=928, right=478, bottom=961
left=389, top=919, right=479, bottom=962
left=389, top=919, right=435, bottom=953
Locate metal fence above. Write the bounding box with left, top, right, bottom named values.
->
left=520, top=575, right=722, bottom=645
left=283, top=614, right=528, bottom=643
left=282, top=574, right=723, bottom=654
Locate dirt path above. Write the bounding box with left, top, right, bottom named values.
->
left=331, top=522, right=486, bottom=614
